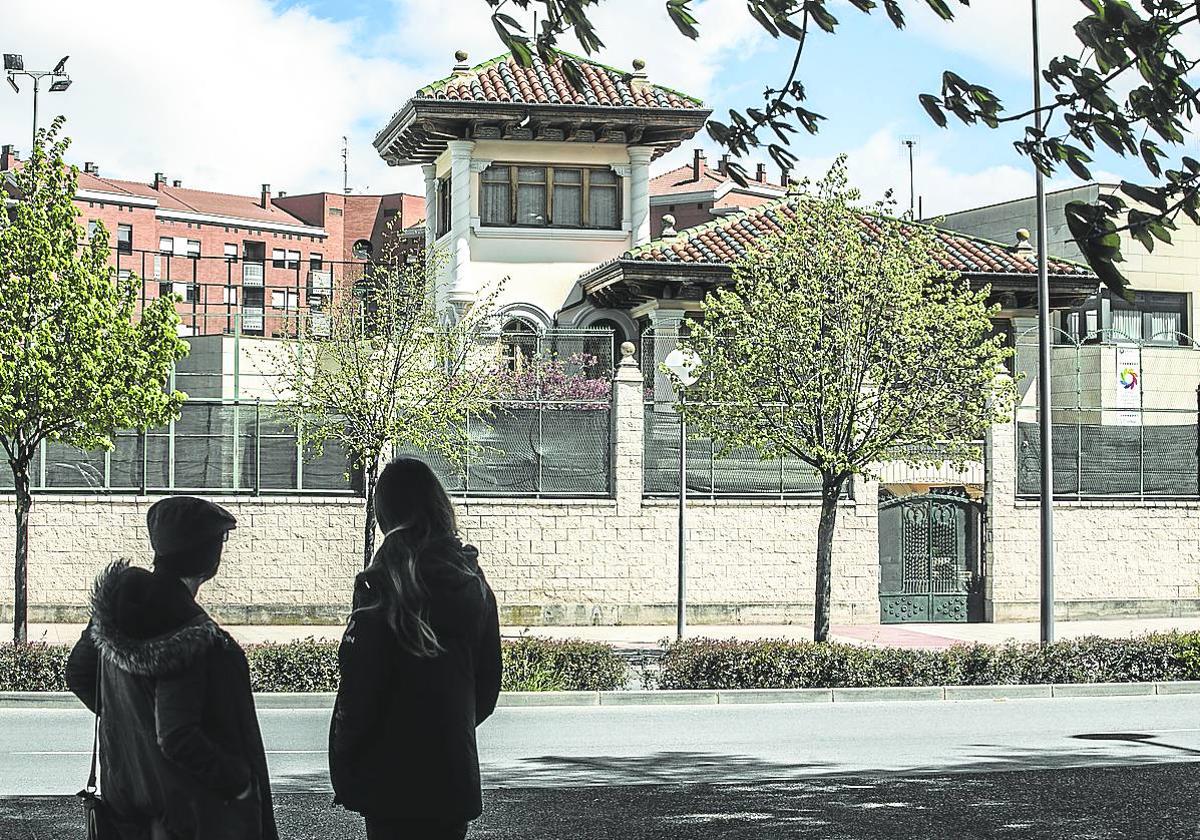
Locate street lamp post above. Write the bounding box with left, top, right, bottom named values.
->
left=664, top=346, right=700, bottom=641
left=1030, top=1, right=1055, bottom=644
left=4, top=54, right=72, bottom=153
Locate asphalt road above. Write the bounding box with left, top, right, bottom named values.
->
left=3, top=696, right=1199, bottom=838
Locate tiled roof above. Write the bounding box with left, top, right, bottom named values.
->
left=624, top=194, right=1095, bottom=277
left=418, top=53, right=704, bottom=110
left=649, top=163, right=786, bottom=197
left=76, top=172, right=313, bottom=227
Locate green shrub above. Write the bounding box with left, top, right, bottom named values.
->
left=0, top=643, right=70, bottom=691
left=0, top=636, right=628, bottom=693
left=246, top=638, right=340, bottom=692
left=502, top=636, right=627, bottom=691
left=657, top=632, right=1200, bottom=690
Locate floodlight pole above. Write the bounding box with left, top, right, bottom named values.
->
left=1032, top=0, right=1055, bottom=644
left=677, top=390, right=687, bottom=641
left=5, top=60, right=72, bottom=153
left=29, top=74, right=39, bottom=152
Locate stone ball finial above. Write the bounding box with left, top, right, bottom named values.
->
left=662, top=213, right=677, bottom=237
left=632, top=58, right=646, bottom=72
left=455, top=49, right=469, bottom=63
left=620, top=341, right=636, bottom=359
left=1016, top=228, right=1030, bottom=242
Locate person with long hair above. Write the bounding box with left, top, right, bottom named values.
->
left=329, top=457, right=502, bottom=840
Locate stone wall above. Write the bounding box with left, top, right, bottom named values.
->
left=0, top=351, right=881, bottom=626
left=986, top=415, right=1200, bottom=620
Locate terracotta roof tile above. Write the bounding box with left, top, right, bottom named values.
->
left=623, top=194, right=1094, bottom=277
left=419, top=53, right=704, bottom=110
left=649, top=162, right=786, bottom=197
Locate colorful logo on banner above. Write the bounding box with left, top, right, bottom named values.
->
left=1114, top=345, right=1141, bottom=426
left=1119, top=368, right=1139, bottom=390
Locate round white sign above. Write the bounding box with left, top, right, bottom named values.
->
left=664, top=347, right=701, bottom=388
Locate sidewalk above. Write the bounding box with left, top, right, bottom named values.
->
left=25, top=616, right=1200, bottom=650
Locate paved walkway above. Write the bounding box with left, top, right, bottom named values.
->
left=25, top=616, right=1200, bottom=650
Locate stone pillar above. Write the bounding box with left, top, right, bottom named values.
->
left=447, top=140, right=475, bottom=312
left=985, top=384, right=1019, bottom=621
left=628, top=146, right=654, bottom=248
left=422, top=164, right=437, bottom=250
left=611, top=341, right=646, bottom=515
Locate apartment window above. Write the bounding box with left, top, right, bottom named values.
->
left=159, top=236, right=174, bottom=255
left=244, top=241, right=266, bottom=262
left=117, top=269, right=131, bottom=282
left=117, top=224, right=133, bottom=254
left=272, top=248, right=286, bottom=268
left=437, top=175, right=452, bottom=237
left=159, top=281, right=197, bottom=302
left=271, top=289, right=299, bottom=310
left=185, top=239, right=201, bottom=258
left=224, top=243, right=238, bottom=261
left=479, top=164, right=621, bottom=230
left=310, top=253, right=324, bottom=270
left=223, top=286, right=238, bottom=305
left=330, top=207, right=343, bottom=217
left=87, top=220, right=99, bottom=239
left=286, top=250, right=301, bottom=270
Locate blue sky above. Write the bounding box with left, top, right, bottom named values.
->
left=1, top=0, right=1164, bottom=216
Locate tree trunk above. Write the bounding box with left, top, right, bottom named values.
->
left=362, top=453, right=381, bottom=569
left=12, top=463, right=31, bottom=645
left=813, top=477, right=843, bottom=644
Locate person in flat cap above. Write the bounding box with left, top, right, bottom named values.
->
left=66, top=497, right=278, bottom=840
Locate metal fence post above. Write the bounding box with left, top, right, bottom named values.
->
left=254, top=399, right=262, bottom=497
left=139, top=429, right=148, bottom=495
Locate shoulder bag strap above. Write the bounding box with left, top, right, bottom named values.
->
left=86, top=658, right=101, bottom=794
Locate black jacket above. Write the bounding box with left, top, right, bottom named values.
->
left=329, top=534, right=502, bottom=823
left=66, top=561, right=278, bottom=840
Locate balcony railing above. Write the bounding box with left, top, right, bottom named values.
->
left=242, top=262, right=264, bottom=287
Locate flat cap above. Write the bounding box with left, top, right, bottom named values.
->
left=146, top=496, right=237, bottom=558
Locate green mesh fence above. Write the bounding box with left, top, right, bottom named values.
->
left=1016, top=420, right=1200, bottom=498
left=395, top=406, right=612, bottom=497
left=643, top=405, right=824, bottom=498
left=3, top=400, right=356, bottom=494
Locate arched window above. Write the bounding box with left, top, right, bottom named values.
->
left=501, top=317, right=539, bottom=373
left=583, top=318, right=625, bottom=371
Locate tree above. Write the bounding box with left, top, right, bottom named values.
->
left=482, top=0, right=1195, bottom=295
left=0, top=119, right=187, bottom=644
left=272, top=250, right=504, bottom=567
left=674, top=159, right=1015, bottom=642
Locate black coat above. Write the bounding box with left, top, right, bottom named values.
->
left=66, top=561, right=278, bottom=840
left=329, top=534, right=502, bottom=823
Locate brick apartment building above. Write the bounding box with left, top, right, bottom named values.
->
left=648, top=148, right=787, bottom=237
left=0, top=144, right=423, bottom=339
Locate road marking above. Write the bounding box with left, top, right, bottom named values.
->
left=13, top=750, right=328, bottom=756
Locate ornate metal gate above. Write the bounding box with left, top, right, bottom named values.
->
left=878, top=493, right=980, bottom=623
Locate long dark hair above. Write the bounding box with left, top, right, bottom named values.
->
left=363, top=457, right=458, bottom=657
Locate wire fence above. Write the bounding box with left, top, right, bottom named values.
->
left=8, top=326, right=617, bottom=498
left=1014, top=327, right=1200, bottom=500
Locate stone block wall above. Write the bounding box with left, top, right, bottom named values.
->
left=0, top=350, right=880, bottom=626
left=986, top=416, right=1200, bottom=620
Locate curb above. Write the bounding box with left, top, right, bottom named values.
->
left=4, top=682, right=1199, bottom=710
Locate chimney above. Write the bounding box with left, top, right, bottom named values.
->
left=153, top=172, right=166, bottom=190
left=780, top=167, right=791, bottom=188
left=261, top=183, right=271, bottom=208
left=83, top=161, right=98, bottom=176
left=278, top=190, right=287, bottom=198
left=172, top=179, right=182, bottom=188
left=1, top=144, right=17, bottom=170
left=692, top=149, right=706, bottom=181
left=718, top=154, right=729, bottom=176
left=755, top=163, right=767, bottom=183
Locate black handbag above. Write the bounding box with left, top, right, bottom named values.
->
left=77, top=661, right=118, bottom=840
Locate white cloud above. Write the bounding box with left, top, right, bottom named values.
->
left=779, top=128, right=1047, bottom=219
left=0, top=0, right=763, bottom=200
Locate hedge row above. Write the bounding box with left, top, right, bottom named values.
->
left=0, top=636, right=628, bottom=693
left=655, top=633, right=1200, bottom=690
left=6, top=633, right=1199, bottom=693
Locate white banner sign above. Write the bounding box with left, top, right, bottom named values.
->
left=1113, top=345, right=1141, bottom=426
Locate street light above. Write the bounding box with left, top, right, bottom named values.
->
left=4, top=54, right=73, bottom=153
left=664, top=346, right=701, bottom=641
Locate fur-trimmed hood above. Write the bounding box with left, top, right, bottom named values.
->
left=88, top=560, right=226, bottom=678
